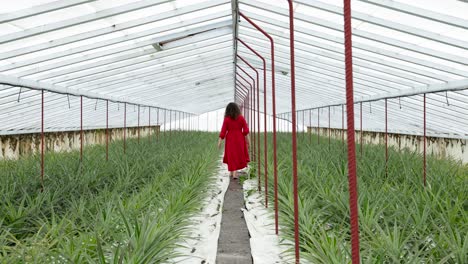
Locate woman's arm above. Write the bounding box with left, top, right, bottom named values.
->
left=218, top=138, right=223, bottom=149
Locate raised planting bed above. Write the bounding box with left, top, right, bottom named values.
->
left=0, top=132, right=219, bottom=263
left=263, top=133, right=467, bottom=263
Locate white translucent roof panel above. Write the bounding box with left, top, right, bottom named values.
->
left=0, top=0, right=234, bottom=134
left=1, top=0, right=467, bottom=138
left=236, top=0, right=468, bottom=138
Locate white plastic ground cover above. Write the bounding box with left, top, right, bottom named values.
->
left=242, top=179, right=306, bottom=264
left=168, top=158, right=230, bottom=264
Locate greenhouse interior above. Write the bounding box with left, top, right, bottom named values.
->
left=0, top=0, right=467, bottom=263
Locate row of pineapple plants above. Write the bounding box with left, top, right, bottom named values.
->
left=257, top=132, right=467, bottom=263
left=0, top=132, right=220, bottom=263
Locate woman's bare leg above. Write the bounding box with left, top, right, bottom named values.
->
left=233, top=170, right=238, bottom=179
left=229, top=171, right=233, bottom=177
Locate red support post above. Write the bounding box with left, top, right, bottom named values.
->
left=302, top=110, right=305, bottom=139
left=41, top=90, right=45, bottom=192
left=423, top=94, right=427, bottom=187
left=237, top=14, right=278, bottom=225
left=149, top=107, right=151, bottom=141
left=237, top=60, right=266, bottom=201
left=318, top=108, right=320, bottom=144
left=238, top=72, right=257, bottom=169
left=106, top=100, right=109, bottom=161
left=286, top=1, right=300, bottom=262
left=309, top=109, right=312, bottom=144
left=138, top=105, right=140, bottom=143
left=360, top=102, right=363, bottom=156
left=124, top=102, right=126, bottom=154
left=385, top=98, right=388, bottom=176
left=80, top=95, right=83, bottom=162
left=329, top=106, right=331, bottom=147
left=344, top=0, right=361, bottom=262
left=342, top=104, right=345, bottom=143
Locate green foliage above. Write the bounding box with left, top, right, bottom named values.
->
left=262, top=133, right=467, bottom=263
left=0, top=132, right=219, bottom=263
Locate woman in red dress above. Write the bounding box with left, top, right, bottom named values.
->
left=217, top=102, right=250, bottom=179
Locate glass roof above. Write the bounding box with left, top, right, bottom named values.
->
left=0, top=0, right=467, bottom=138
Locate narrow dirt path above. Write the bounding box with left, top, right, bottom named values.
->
left=216, top=178, right=253, bottom=264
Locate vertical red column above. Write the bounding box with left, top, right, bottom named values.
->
left=343, top=0, right=361, bottom=262
left=41, top=90, right=45, bottom=192
left=423, top=94, right=426, bottom=186
left=318, top=108, right=320, bottom=144
left=124, top=102, right=127, bottom=154
left=302, top=110, right=305, bottom=139
left=106, top=100, right=109, bottom=161
left=328, top=106, right=331, bottom=147
left=360, top=102, right=363, bottom=156
left=385, top=98, right=388, bottom=176
left=309, top=109, right=312, bottom=144
left=149, top=107, right=151, bottom=142
left=342, top=104, right=345, bottom=143
left=138, top=105, right=140, bottom=143
left=80, top=95, right=83, bottom=162
left=286, top=0, right=300, bottom=262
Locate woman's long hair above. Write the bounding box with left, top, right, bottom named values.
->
left=224, top=102, right=241, bottom=119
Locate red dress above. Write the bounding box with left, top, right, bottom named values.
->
left=219, top=115, right=250, bottom=171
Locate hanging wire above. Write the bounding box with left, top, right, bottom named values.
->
left=94, top=99, right=98, bottom=110
left=446, top=91, right=450, bottom=106
left=67, top=94, right=71, bottom=109
left=370, top=102, right=372, bottom=113
left=17, top=87, right=22, bottom=102
left=399, top=97, right=402, bottom=109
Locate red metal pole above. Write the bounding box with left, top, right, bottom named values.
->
left=106, top=100, right=109, bottom=161
left=342, top=104, right=345, bottom=143
left=286, top=1, right=300, bottom=262
left=237, top=14, right=278, bottom=223
left=344, top=0, right=361, bottom=262
left=329, top=106, right=331, bottom=147
left=124, top=102, right=126, bottom=154
left=385, top=98, right=388, bottom=176
left=360, top=102, right=363, bottom=156
left=237, top=61, right=266, bottom=201
left=309, top=109, right=312, bottom=144
left=41, top=90, right=44, bottom=192
left=80, top=95, right=83, bottom=162
left=149, top=107, right=151, bottom=141
left=138, top=105, right=140, bottom=143
left=318, top=108, right=320, bottom=144
left=423, top=94, right=426, bottom=186
left=238, top=72, right=258, bottom=171
left=302, top=110, right=305, bottom=139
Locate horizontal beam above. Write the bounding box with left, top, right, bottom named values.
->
left=280, top=79, right=468, bottom=112
left=0, top=74, right=187, bottom=113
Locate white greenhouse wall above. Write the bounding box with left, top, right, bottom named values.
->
left=308, top=127, right=467, bottom=164
left=0, top=126, right=160, bottom=160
